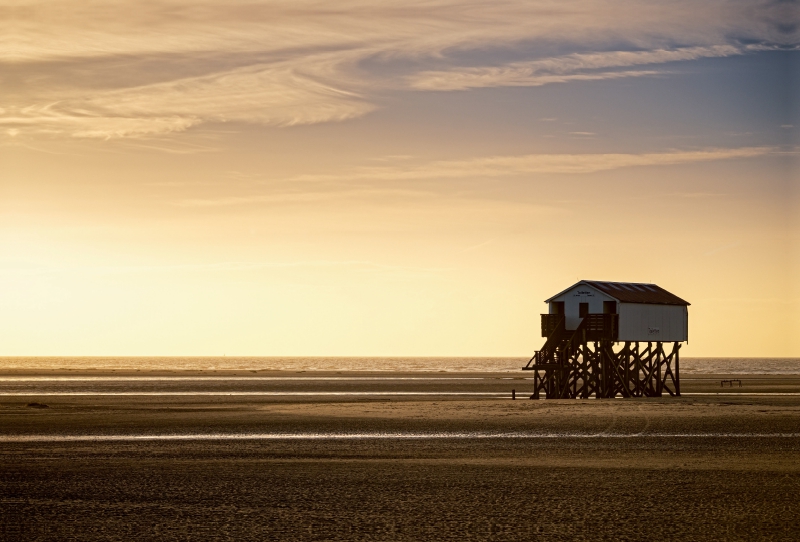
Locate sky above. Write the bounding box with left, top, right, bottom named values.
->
left=1, top=0, right=798, bottom=357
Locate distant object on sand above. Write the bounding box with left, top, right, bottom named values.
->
left=26, top=402, right=49, bottom=409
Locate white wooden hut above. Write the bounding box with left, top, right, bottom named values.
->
left=544, top=280, right=689, bottom=342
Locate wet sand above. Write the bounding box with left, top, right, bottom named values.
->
left=1, top=371, right=799, bottom=540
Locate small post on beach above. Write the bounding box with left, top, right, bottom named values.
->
left=512, top=389, right=516, bottom=400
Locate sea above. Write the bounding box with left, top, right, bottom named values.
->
left=1, top=357, right=799, bottom=374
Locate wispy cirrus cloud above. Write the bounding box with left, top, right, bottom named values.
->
left=408, top=44, right=754, bottom=91
left=1, top=1, right=759, bottom=63
left=2, top=52, right=374, bottom=138
left=291, top=146, right=781, bottom=181
left=174, top=146, right=784, bottom=207
left=2, top=0, right=795, bottom=138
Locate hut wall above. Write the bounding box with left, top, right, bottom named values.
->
left=548, top=284, right=616, bottom=330
left=618, top=303, right=688, bottom=342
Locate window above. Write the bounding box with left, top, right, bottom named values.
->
left=551, top=301, right=565, bottom=315
left=603, top=301, right=617, bottom=314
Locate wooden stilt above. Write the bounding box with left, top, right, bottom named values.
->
left=525, top=337, right=682, bottom=400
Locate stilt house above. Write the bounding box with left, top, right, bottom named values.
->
left=543, top=280, right=689, bottom=342
left=524, top=280, right=689, bottom=399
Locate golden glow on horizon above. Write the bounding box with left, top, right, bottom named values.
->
left=1, top=1, right=797, bottom=356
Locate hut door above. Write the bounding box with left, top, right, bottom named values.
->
left=603, top=301, right=617, bottom=314
left=552, top=302, right=565, bottom=315
left=579, top=303, right=589, bottom=318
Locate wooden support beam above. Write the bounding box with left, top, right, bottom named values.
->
left=526, top=339, right=682, bottom=400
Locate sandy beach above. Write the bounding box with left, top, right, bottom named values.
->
left=1, top=371, right=799, bottom=540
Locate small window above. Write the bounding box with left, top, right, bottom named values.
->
left=603, top=301, right=617, bottom=314
left=551, top=302, right=565, bottom=315
left=579, top=303, right=589, bottom=318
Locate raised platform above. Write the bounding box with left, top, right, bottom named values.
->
left=526, top=314, right=680, bottom=399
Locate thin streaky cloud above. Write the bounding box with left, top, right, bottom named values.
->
left=285, top=147, right=781, bottom=183
left=168, top=147, right=784, bottom=208
left=0, top=68, right=657, bottom=138
left=703, top=241, right=741, bottom=256
left=0, top=260, right=452, bottom=281
left=411, top=69, right=664, bottom=92
left=173, top=187, right=445, bottom=208
left=1, top=55, right=375, bottom=138
left=408, top=45, right=752, bottom=91
left=2, top=1, right=765, bottom=63
left=463, top=239, right=495, bottom=252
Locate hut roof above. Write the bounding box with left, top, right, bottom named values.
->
left=545, top=280, right=690, bottom=306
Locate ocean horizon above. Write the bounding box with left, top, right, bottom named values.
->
left=1, top=357, right=799, bottom=374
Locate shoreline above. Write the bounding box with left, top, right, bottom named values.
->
left=1, top=368, right=799, bottom=376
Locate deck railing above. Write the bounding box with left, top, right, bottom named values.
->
left=540, top=313, right=618, bottom=341
left=541, top=313, right=563, bottom=337
left=582, top=313, right=619, bottom=341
